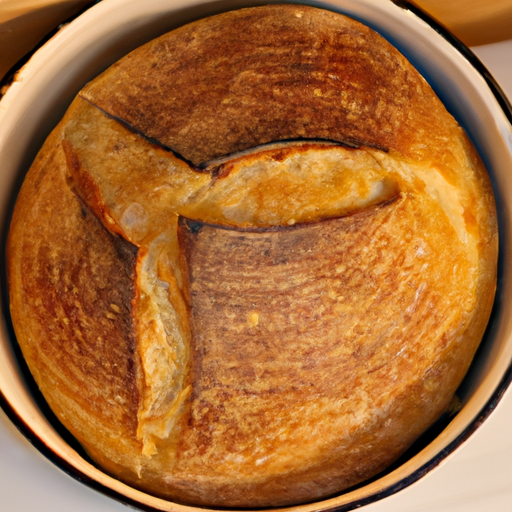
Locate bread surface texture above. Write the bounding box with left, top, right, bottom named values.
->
left=7, top=4, right=498, bottom=508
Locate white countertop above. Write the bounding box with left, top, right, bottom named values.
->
left=1, top=35, right=512, bottom=512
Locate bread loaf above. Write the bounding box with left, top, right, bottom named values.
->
left=7, top=4, right=498, bottom=507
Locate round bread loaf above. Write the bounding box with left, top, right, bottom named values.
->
left=7, top=4, right=498, bottom=508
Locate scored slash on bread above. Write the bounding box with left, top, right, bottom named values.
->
left=7, top=4, right=498, bottom=508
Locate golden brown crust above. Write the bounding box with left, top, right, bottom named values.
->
left=7, top=4, right=498, bottom=508
left=6, top=120, right=143, bottom=476
left=80, top=4, right=460, bottom=168
left=172, top=199, right=469, bottom=506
